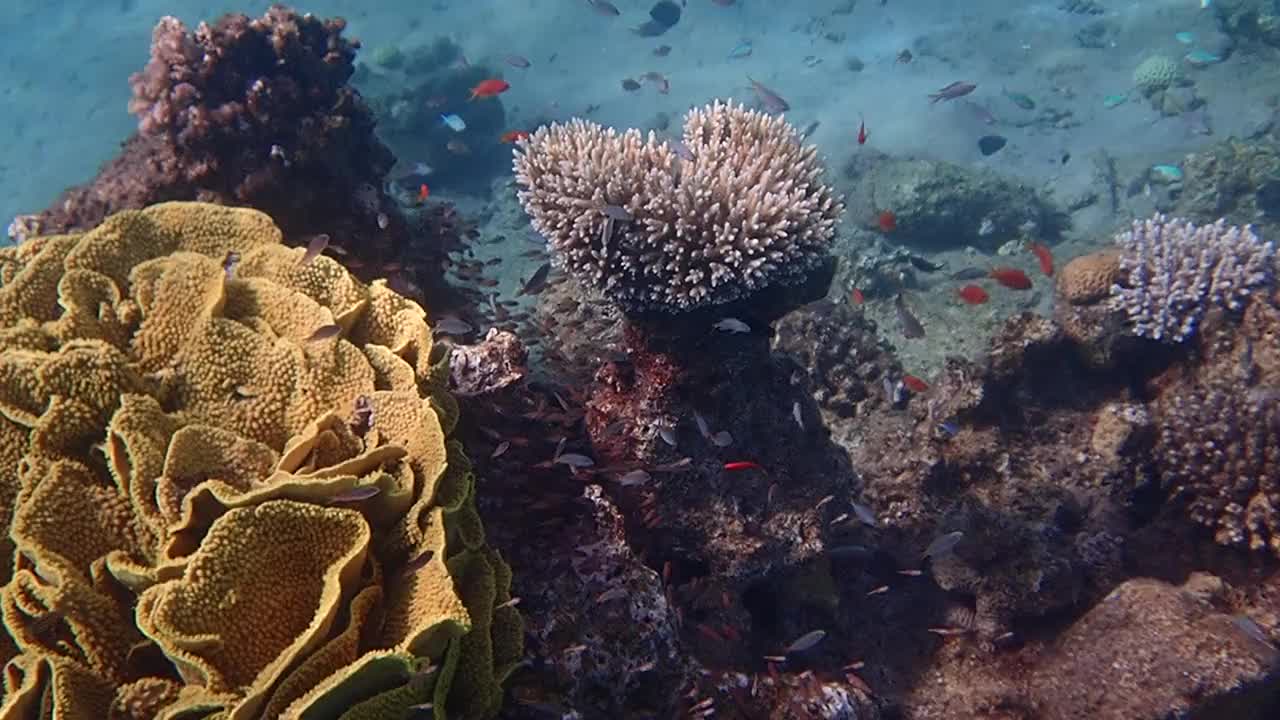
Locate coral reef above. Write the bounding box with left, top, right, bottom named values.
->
left=841, top=154, right=1063, bottom=253
left=513, top=100, right=844, bottom=314
left=1175, top=138, right=1280, bottom=232
left=14, top=5, right=422, bottom=288
left=1133, top=55, right=1180, bottom=96
left=773, top=299, right=901, bottom=419
left=0, top=203, right=519, bottom=717
left=1109, top=214, right=1275, bottom=342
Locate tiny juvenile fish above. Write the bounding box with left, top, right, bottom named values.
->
left=440, top=113, right=467, bottom=132
left=300, top=234, right=329, bottom=265
left=602, top=205, right=633, bottom=221
left=784, top=629, right=826, bottom=654
left=714, top=317, right=751, bottom=333
left=518, top=262, right=552, bottom=296
left=923, top=530, right=964, bottom=558
left=307, top=324, right=343, bottom=343
left=222, top=251, right=241, bottom=281
left=555, top=452, right=596, bottom=468
left=792, top=400, right=804, bottom=430
left=894, top=293, right=926, bottom=339
left=433, top=316, right=474, bottom=336
left=330, top=485, right=381, bottom=503
left=728, top=41, right=752, bottom=59
left=747, top=76, right=790, bottom=113
left=950, top=267, right=988, bottom=281
left=490, top=441, right=510, bottom=459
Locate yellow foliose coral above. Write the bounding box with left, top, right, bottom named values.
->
left=0, top=202, right=521, bottom=720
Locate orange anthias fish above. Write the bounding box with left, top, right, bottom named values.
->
left=989, top=267, right=1033, bottom=290
left=902, top=375, right=930, bottom=393
left=724, top=461, right=764, bottom=472
left=850, top=288, right=865, bottom=305
left=957, top=284, right=989, bottom=304
left=1029, top=242, right=1054, bottom=277
left=469, top=79, right=510, bottom=100
left=877, top=210, right=897, bottom=233
left=417, top=184, right=430, bottom=202
left=500, top=130, right=530, bottom=143
left=857, top=116, right=869, bottom=145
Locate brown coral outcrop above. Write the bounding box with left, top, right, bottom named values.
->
left=0, top=202, right=520, bottom=718
left=1058, top=249, right=1123, bottom=305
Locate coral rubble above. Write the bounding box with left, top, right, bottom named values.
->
left=0, top=202, right=519, bottom=718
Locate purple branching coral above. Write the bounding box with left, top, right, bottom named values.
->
left=1109, top=215, right=1275, bottom=342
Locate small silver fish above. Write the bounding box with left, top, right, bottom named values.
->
left=596, top=586, right=628, bottom=603
left=330, top=485, right=381, bottom=503
left=307, top=324, right=343, bottom=343
left=894, top=293, right=926, bottom=339
left=555, top=453, right=596, bottom=468
left=602, top=205, right=633, bottom=221
left=433, top=316, right=474, bottom=336
left=495, top=597, right=521, bottom=610
left=792, top=401, right=804, bottom=430
left=658, top=427, right=678, bottom=447
left=222, top=251, right=240, bottom=281
left=923, top=531, right=964, bottom=558
left=518, top=262, right=552, bottom=296
left=376, top=212, right=390, bottom=230
left=618, top=469, right=651, bottom=486
left=300, top=234, right=329, bottom=265
left=851, top=501, right=877, bottom=527
left=491, top=441, right=510, bottom=459
left=694, top=411, right=711, bottom=438
left=714, top=318, right=751, bottom=334
left=710, top=431, right=733, bottom=447
left=784, top=629, right=826, bottom=654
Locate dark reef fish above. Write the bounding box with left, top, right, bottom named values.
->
left=894, top=293, right=926, bottom=338
left=633, top=1, right=682, bottom=36
left=518, top=262, right=552, bottom=296
left=747, top=76, right=790, bottom=113
left=908, top=254, right=946, bottom=272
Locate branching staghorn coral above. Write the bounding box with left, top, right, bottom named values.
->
left=1109, top=214, right=1275, bottom=342
left=513, top=100, right=844, bottom=313
left=0, top=203, right=521, bottom=718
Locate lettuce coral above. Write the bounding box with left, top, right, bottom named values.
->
left=0, top=202, right=520, bottom=719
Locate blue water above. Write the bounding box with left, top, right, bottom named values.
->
left=1, top=0, right=1256, bottom=234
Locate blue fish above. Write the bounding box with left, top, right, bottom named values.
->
left=440, top=113, right=467, bottom=132
left=728, top=41, right=752, bottom=59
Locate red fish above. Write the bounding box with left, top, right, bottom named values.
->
left=417, top=184, right=430, bottom=202
left=469, top=79, right=510, bottom=100
left=877, top=210, right=897, bottom=233
left=989, top=267, right=1032, bottom=290
left=857, top=116, right=869, bottom=145
left=902, top=375, right=929, bottom=393
left=1029, top=242, right=1054, bottom=277
left=850, top=288, right=865, bottom=305
left=724, top=461, right=763, bottom=472
left=957, top=284, right=989, bottom=304
left=500, top=130, right=530, bottom=143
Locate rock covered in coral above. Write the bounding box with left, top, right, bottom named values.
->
left=773, top=299, right=901, bottom=418
left=0, top=202, right=520, bottom=718
left=1053, top=249, right=1134, bottom=368
left=19, top=6, right=408, bottom=278
left=514, top=100, right=844, bottom=314
left=448, top=328, right=528, bottom=397
left=1110, top=214, right=1275, bottom=342
left=1028, top=577, right=1279, bottom=720
left=1176, top=138, right=1280, bottom=229
left=841, top=155, right=1062, bottom=253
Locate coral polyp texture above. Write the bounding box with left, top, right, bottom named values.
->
left=0, top=203, right=520, bottom=718
left=1109, top=214, right=1276, bottom=342
left=513, top=100, right=844, bottom=313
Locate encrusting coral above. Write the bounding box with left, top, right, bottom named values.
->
left=0, top=202, right=521, bottom=718
left=513, top=99, right=844, bottom=313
